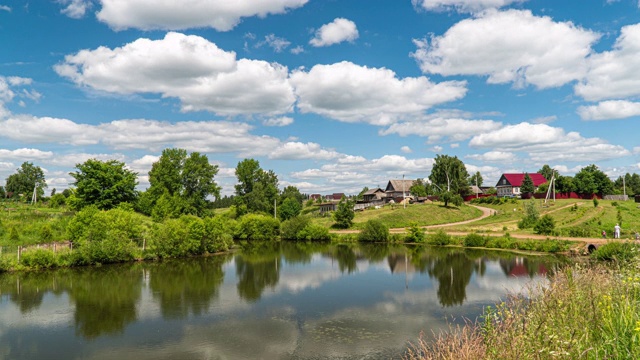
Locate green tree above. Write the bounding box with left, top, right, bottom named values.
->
left=429, top=154, right=470, bottom=196
left=145, top=148, right=220, bottom=217
left=440, top=191, right=463, bottom=207
left=574, top=165, right=612, bottom=195
left=521, top=173, right=535, bottom=194
left=410, top=179, right=428, bottom=197
left=469, top=171, right=483, bottom=187
left=555, top=175, right=575, bottom=194
left=280, top=185, right=304, bottom=204
left=70, top=159, right=138, bottom=210
left=234, top=159, right=279, bottom=214
left=537, top=164, right=558, bottom=182
left=5, top=162, right=47, bottom=201
left=333, top=198, right=355, bottom=229
left=278, top=197, right=302, bottom=221
left=0, top=186, right=5, bottom=199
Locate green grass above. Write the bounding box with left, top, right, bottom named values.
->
left=406, top=257, right=640, bottom=360
left=311, top=202, right=482, bottom=229
left=0, top=202, right=74, bottom=246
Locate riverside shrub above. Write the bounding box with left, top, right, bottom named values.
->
left=236, top=214, right=280, bottom=241
left=428, top=230, right=453, bottom=246
left=281, top=216, right=311, bottom=240
left=405, top=223, right=425, bottom=243
left=297, top=224, right=331, bottom=241
left=592, top=241, right=637, bottom=262
left=67, top=206, right=147, bottom=264
left=20, top=248, right=57, bottom=270
left=464, top=233, right=486, bottom=247
left=358, top=220, right=389, bottom=242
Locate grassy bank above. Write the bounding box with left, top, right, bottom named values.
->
left=405, top=242, right=640, bottom=359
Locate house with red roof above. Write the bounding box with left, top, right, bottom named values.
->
left=495, top=173, right=548, bottom=198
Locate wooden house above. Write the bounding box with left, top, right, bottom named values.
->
left=495, top=173, right=547, bottom=197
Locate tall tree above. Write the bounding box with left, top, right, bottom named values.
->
left=469, top=171, right=483, bottom=187
left=537, top=164, right=559, bottom=182
left=574, top=164, right=613, bottom=195
left=333, top=198, right=355, bottom=229
left=5, top=162, right=47, bottom=201
left=145, top=148, right=220, bottom=217
left=428, top=154, right=470, bottom=195
left=0, top=186, right=5, bottom=199
left=521, top=173, right=535, bottom=194
left=234, top=159, right=279, bottom=214
left=70, top=159, right=138, bottom=210
left=555, top=175, right=575, bottom=194
left=280, top=185, right=304, bottom=204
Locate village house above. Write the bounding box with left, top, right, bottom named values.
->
left=362, top=188, right=385, bottom=202
left=495, top=173, right=547, bottom=198
left=384, top=179, right=416, bottom=202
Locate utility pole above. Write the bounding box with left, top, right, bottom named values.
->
left=403, top=174, right=406, bottom=209
left=475, top=175, right=478, bottom=199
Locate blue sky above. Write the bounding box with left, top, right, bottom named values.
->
left=1, top=0, right=639, bottom=196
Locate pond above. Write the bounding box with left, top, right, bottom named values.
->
left=0, top=243, right=564, bottom=359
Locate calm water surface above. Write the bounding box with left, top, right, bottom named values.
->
left=0, top=243, right=563, bottom=359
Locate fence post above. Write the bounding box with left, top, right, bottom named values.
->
left=143, top=238, right=146, bottom=251
left=17, top=246, right=21, bottom=263
left=54, top=243, right=57, bottom=253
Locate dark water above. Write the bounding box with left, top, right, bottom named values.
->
left=0, top=243, right=562, bottom=360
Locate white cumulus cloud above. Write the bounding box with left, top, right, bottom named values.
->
left=575, top=23, right=640, bottom=101
left=96, top=0, right=309, bottom=31
left=412, top=9, right=599, bottom=89
left=59, top=0, right=91, bottom=19
left=55, top=32, right=295, bottom=116
left=469, top=122, right=630, bottom=162
left=413, top=0, right=526, bottom=13
left=290, top=61, right=467, bottom=125
left=310, top=18, right=359, bottom=47
left=466, top=151, right=517, bottom=163
left=577, top=100, right=640, bottom=121
left=380, top=117, right=502, bottom=143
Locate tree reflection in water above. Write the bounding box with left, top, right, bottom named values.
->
left=149, top=255, right=230, bottom=319
left=235, top=241, right=281, bottom=302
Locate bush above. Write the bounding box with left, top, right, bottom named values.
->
left=20, top=248, right=57, bottom=270
left=149, top=217, right=200, bottom=258
left=592, top=242, right=637, bottom=262
left=358, top=220, right=389, bottom=242
left=464, top=233, right=487, bottom=247
left=593, top=198, right=599, bottom=208
left=67, top=206, right=147, bottom=264
left=405, top=223, right=425, bottom=243
left=297, top=224, right=331, bottom=241
left=518, top=200, right=539, bottom=229
left=486, top=236, right=517, bottom=249
left=202, top=216, right=235, bottom=253
left=428, top=230, right=453, bottom=246
left=236, top=214, right=280, bottom=241
left=281, top=216, right=311, bottom=240
left=534, top=215, right=556, bottom=235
